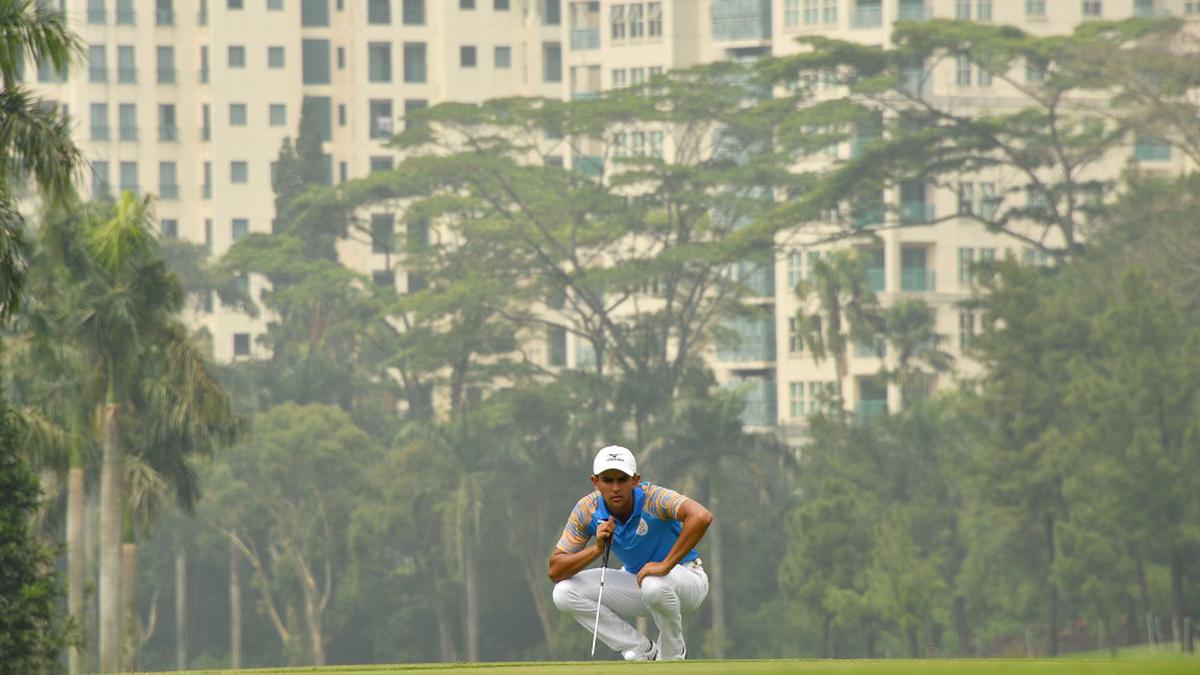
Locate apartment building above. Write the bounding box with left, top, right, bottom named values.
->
left=28, top=0, right=1194, bottom=437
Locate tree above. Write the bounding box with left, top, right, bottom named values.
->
left=761, top=19, right=1150, bottom=259
left=205, top=403, right=381, bottom=666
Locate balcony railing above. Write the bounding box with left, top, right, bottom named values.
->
left=157, top=68, right=176, bottom=84
left=570, top=28, right=599, bottom=50
left=852, top=6, right=882, bottom=27
left=117, top=68, right=136, bottom=83
left=900, top=268, right=936, bottom=292
left=119, top=126, right=138, bottom=141
left=159, top=184, right=179, bottom=199
left=900, top=201, right=935, bottom=224
left=897, top=2, right=930, bottom=21
left=89, top=67, right=107, bottom=83
left=856, top=399, right=887, bottom=422
left=159, top=126, right=178, bottom=142
left=90, top=125, right=110, bottom=141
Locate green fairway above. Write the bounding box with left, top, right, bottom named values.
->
left=152, top=657, right=1200, bottom=675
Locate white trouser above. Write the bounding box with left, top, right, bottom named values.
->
left=551, top=560, right=709, bottom=660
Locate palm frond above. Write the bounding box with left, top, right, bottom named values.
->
left=0, top=86, right=81, bottom=198
left=0, top=0, right=81, bottom=86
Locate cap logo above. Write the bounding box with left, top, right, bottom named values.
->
left=608, top=453, right=623, bottom=461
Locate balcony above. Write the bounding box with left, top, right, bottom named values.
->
left=159, top=126, right=178, bottom=142
left=156, top=9, right=174, bottom=25
left=900, top=268, right=935, bottom=292
left=897, top=1, right=930, bottom=22
left=712, top=0, right=772, bottom=41
left=717, top=315, right=776, bottom=363
left=900, top=201, right=935, bottom=224
left=570, top=28, right=599, bottom=50
left=856, top=399, right=887, bottom=422
left=157, top=68, right=176, bottom=84
left=852, top=5, right=882, bottom=27
left=159, top=184, right=179, bottom=199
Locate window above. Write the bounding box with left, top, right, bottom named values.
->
left=302, top=39, right=331, bottom=83
left=957, top=248, right=975, bottom=286
left=1187, top=1, right=1200, bottom=15
left=460, top=0, right=474, bottom=8
left=957, top=182, right=975, bottom=215
left=120, top=161, right=139, bottom=194
left=958, top=310, right=975, bottom=349
left=228, top=45, right=245, bottom=68
left=543, top=42, right=561, bottom=82
left=979, top=182, right=997, bottom=219
left=233, top=333, right=251, bottom=357
left=303, top=96, right=333, bottom=141
left=232, top=218, right=249, bottom=241
left=787, top=250, right=803, bottom=289
left=647, top=2, right=661, bottom=36
left=228, top=0, right=243, bottom=7
left=158, top=103, right=177, bottom=141
left=460, top=45, right=476, bottom=68
left=92, top=161, right=110, bottom=198
left=268, top=46, right=284, bottom=68
left=612, top=68, right=626, bottom=87
left=403, top=42, right=426, bottom=82
left=200, top=45, right=209, bottom=83
left=543, top=0, right=560, bottom=25
left=338, top=103, right=346, bottom=126
left=119, top=103, right=137, bottom=140
left=629, top=3, right=643, bottom=37
left=116, top=0, right=134, bottom=23
left=371, top=213, right=394, bottom=253
left=369, top=99, right=394, bottom=138
left=370, top=156, right=395, bottom=173
left=161, top=219, right=178, bottom=239
left=1082, top=0, right=1101, bottom=16
left=269, top=103, right=286, bottom=126
left=372, top=270, right=395, bottom=287
left=88, top=0, right=105, bottom=24
left=302, top=0, right=329, bottom=25
left=158, top=162, right=178, bottom=199
left=789, top=382, right=807, bottom=417
left=203, top=162, right=212, bottom=199
left=1026, top=58, right=1045, bottom=83
left=369, top=42, right=392, bottom=81
left=784, top=0, right=800, bottom=26
left=495, top=46, right=511, bottom=68
left=823, top=0, right=837, bottom=23
left=229, top=103, right=247, bottom=125
left=156, top=46, right=175, bottom=83
left=1026, top=0, right=1045, bottom=16
left=337, top=47, right=345, bottom=69
left=403, top=99, right=427, bottom=129
left=368, top=0, right=389, bottom=23
left=956, top=54, right=971, bottom=86
left=494, top=0, right=508, bottom=8
left=610, top=5, right=625, bottom=39
left=268, top=0, right=282, bottom=9
left=650, top=130, right=663, bottom=158
left=156, top=0, right=174, bottom=24
left=338, top=161, right=347, bottom=183
left=1134, top=136, right=1172, bottom=162
left=89, top=45, right=107, bottom=83
left=403, top=0, right=424, bottom=24
left=956, top=0, right=970, bottom=19
left=117, top=45, right=136, bottom=83
left=630, top=67, right=645, bottom=85
left=90, top=104, right=109, bottom=141
left=977, top=0, right=992, bottom=20
left=201, top=103, right=211, bottom=140
left=548, top=326, right=567, bottom=366
left=230, top=161, right=248, bottom=183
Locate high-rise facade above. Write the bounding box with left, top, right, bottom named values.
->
left=30, top=0, right=1194, bottom=438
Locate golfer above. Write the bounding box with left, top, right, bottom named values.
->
left=549, top=445, right=712, bottom=661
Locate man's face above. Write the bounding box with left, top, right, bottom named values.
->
left=591, top=469, right=639, bottom=513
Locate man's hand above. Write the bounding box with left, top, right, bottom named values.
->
left=595, top=518, right=614, bottom=552
left=636, top=561, right=672, bottom=587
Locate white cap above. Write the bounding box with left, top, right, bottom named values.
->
left=593, top=445, right=637, bottom=476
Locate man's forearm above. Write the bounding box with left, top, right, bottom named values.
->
left=548, top=543, right=604, bottom=583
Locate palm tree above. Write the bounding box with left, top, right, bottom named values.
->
left=794, top=249, right=883, bottom=401
left=878, top=299, right=954, bottom=406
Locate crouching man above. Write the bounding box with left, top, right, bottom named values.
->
left=548, top=445, right=712, bottom=661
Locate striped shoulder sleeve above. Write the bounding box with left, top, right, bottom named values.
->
left=642, top=483, right=688, bottom=521
left=555, top=491, right=600, bottom=553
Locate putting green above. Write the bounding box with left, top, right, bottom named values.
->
left=154, top=656, right=1200, bottom=675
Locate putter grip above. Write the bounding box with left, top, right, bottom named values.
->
left=601, top=539, right=611, bottom=567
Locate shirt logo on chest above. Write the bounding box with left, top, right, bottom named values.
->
left=636, top=517, right=649, bottom=536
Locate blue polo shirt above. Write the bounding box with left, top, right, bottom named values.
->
left=555, top=482, right=700, bottom=575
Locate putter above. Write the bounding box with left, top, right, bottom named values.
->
left=589, top=537, right=612, bottom=660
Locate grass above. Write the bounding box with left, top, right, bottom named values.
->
left=145, top=655, right=1200, bottom=675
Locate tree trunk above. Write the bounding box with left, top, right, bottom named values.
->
left=707, top=493, right=727, bottom=659
left=1170, top=547, right=1191, bottom=652
left=463, top=511, right=480, bottom=662
left=120, top=541, right=138, bottom=672
left=303, top=592, right=326, bottom=666
left=1045, top=512, right=1058, bottom=657
left=516, top=549, right=556, bottom=653
left=230, top=538, right=242, bottom=669
left=906, top=625, right=919, bottom=658
left=175, top=549, right=187, bottom=670
left=954, top=595, right=970, bottom=656
left=821, top=612, right=833, bottom=658
left=98, top=402, right=122, bottom=673
left=432, top=566, right=457, bottom=662
left=67, top=467, right=85, bottom=675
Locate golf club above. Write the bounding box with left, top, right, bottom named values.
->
left=589, top=537, right=612, bottom=660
